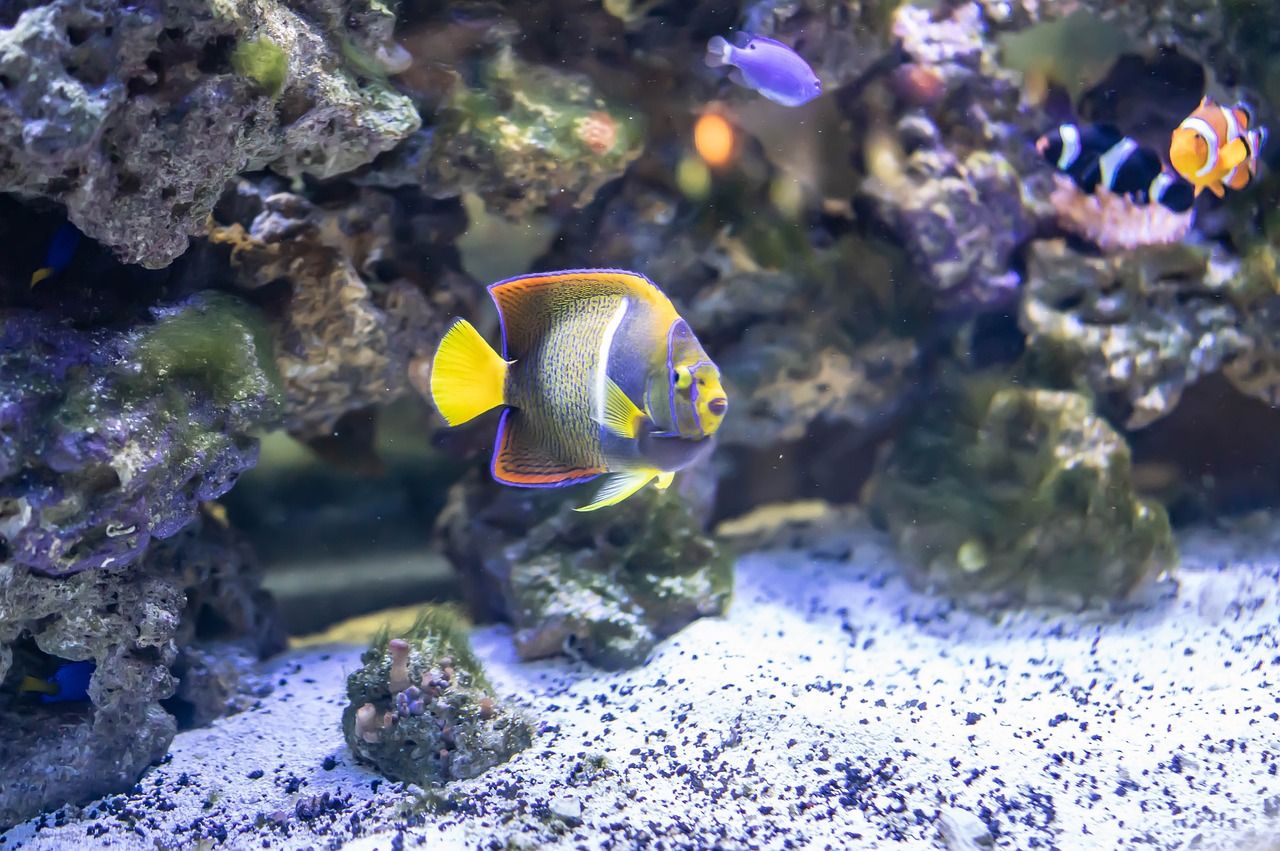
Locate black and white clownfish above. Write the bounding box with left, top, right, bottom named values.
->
left=1036, top=123, right=1195, bottom=213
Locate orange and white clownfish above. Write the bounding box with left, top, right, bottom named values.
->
left=1169, top=96, right=1267, bottom=198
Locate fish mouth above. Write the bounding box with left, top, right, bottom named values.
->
left=707, top=397, right=728, bottom=415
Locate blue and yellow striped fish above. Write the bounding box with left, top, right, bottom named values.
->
left=430, top=269, right=728, bottom=511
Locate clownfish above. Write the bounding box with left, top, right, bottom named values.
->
left=1169, top=96, right=1267, bottom=198
left=1036, top=123, right=1195, bottom=213
left=430, top=269, right=729, bottom=512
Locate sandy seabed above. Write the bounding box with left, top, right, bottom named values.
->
left=2, top=519, right=1278, bottom=851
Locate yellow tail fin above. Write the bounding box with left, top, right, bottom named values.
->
left=19, top=675, right=57, bottom=696
left=430, top=318, right=509, bottom=426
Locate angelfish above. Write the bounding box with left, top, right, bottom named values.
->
left=430, top=269, right=729, bottom=511
left=1169, top=96, right=1267, bottom=198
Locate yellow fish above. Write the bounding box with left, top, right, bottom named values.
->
left=430, top=269, right=728, bottom=511
left=1169, top=96, right=1266, bottom=198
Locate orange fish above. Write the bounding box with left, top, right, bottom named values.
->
left=1169, top=96, right=1266, bottom=198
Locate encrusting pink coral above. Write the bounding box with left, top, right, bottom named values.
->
left=1048, top=176, right=1193, bottom=253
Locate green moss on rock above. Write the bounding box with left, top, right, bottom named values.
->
left=342, top=607, right=531, bottom=787
left=231, top=37, right=289, bottom=97
left=443, top=484, right=733, bottom=671
left=133, top=292, right=283, bottom=409
left=869, top=374, right=1177, bottom=608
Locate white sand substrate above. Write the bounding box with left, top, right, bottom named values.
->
left=3, top=518, right=1278, bottom=850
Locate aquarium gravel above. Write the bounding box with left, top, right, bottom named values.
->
left=3, top=518, right=1275, bottom=851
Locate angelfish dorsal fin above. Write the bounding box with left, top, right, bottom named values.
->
left=487, top=269, right=677, bottom=360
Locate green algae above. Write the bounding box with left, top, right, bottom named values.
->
left=343, top=605, right=530, bottom=786
left=500, top=488, right=733, bottom=670
left=133, top=292, right=282, bottom=410
left=870, top=372, right=1177, bottom=608
left=364, top=605, right=491, bottom=693
left=998, top=11, right=1131, bottom=99
left=231, top=37, right=289, bottom=97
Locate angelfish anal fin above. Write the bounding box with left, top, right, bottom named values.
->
left=574, top=469, right=658, bottom=512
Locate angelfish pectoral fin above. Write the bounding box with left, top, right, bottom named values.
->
left=654, top=472, right=675, bottom=490
left=574, top=469, right=658, bottom=512
left=598, top=377, right=646, bottom=439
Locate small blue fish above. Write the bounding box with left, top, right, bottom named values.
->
left=30, top=221, right=81, bottom=288
left=19, top=659, right=95, bottom=704
left=705, top=33, right=822, bottom=107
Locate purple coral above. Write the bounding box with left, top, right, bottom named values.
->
left=0, top=294, right=280, bottom=578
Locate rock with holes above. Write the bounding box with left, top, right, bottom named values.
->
left=0, top=292, right=281, bottom=578
left=0, top=513, right=283, bottom=829
left=203, top=175, right=475, bottom=438
left=1019, top=239, right=1251, bottom=429
left=0, top=0, right=418, bottom=268
left=422, top=44, right=645, bottom=219
left=439, top=478, right=732, bottom=670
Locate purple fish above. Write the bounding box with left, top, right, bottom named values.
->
left=705, top=33, right=822, bottom=107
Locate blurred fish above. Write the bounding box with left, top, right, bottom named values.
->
left=19, top=660, right=95, bottom=704
left=430, top=269, right=728, bottom=511
left=30, top=221, right=81, bottom=287
left=705, top=33, right=822, bottom=108
left=1037, top=123, right=1194, bottom=212
left=1169, top=96, right=1267, bottom=198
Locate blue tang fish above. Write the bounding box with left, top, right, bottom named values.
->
left=19, top=660, right=95, bottom=704
left=705, top=33, right=822, bottom=107
left=430, top=269, right=729, bottom=511
left=30, top=221, right=81, bottom=288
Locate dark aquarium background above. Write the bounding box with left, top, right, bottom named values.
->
left=2, top=0, right=1280, bottom=848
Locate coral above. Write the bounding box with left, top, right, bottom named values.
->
left=864, top=147, right=1029, bottom=313
left=0, top=292, right=281, bottom=578
left=341, top=607, right=531, bottom=786
left=869, top=374, right=1177, bottom=609
left=423, top=45, right=645, bottom=218
left=1046, top=177, right=1193, bottom=253
left=205, top=176, right=473, bottom=438
left=0, top=512, right=283, bottom=829
left=0, top=0, right=419, bottom=268
left=860, top=3, right=1041, bottom=315
left=440, top=482, right=732, bottom=671
left=1019, top=239, right=1250, bottom=429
